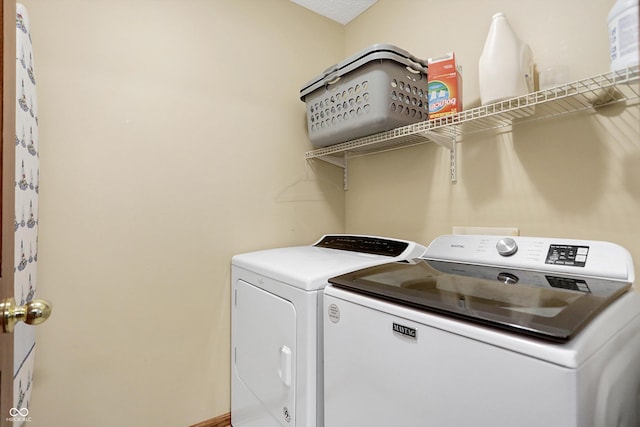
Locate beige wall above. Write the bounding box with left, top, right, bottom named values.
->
left=23, top=0, right=344, bottom=425
left=17, top=0, right=640, bottom=425
left=344, top=0, right=640, bottom=274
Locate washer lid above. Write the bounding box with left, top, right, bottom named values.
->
left=328, top=259, right=632, bottom=342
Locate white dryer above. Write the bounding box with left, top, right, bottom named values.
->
left=324, top=234, right=640, bottom=427
left=231, top=234, right=426, bottom=427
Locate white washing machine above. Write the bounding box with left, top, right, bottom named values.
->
left=323, top=234, right=640, bottom=427
left=231, top=234, right=426, bottom=427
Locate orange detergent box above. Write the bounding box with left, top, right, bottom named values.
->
left=428, top=52, right=463, bottom=119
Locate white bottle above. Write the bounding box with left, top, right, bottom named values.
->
left=608, top=0, right=639, bottom=71
left=478, top=13, right=534, bottom=105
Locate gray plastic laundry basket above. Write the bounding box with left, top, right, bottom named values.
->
left=300, top=44, right=429, bottom=148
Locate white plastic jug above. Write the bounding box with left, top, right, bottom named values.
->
left=608, top=0, right=639, bottom=71
left=479, top=13, right=534, bottom=105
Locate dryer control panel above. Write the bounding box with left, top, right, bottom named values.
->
left=314, top=235, right=409, bottom=257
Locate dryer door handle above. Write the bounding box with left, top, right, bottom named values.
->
left=278, top=345, right=292, bottom=387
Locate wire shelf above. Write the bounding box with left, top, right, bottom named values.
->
left=305, top=65, right=639, bottom=161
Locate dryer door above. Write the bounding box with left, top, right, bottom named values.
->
left=233, top=279, right=296, bottom=426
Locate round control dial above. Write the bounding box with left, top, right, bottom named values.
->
left=496, top=237, right=518, bottom=257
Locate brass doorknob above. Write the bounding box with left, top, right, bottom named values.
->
left=1, top=297, right=51, bottom=333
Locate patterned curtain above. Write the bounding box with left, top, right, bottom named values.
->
left=14, top=3, right=39, bottom=422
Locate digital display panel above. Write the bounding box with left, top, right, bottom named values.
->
left=545, top=245, right=589, bottom=267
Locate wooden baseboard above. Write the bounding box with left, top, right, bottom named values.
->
left=189, top=412, right=231, bottom=427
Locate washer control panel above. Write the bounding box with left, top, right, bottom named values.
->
left=424, top=234, right=634, bottom=281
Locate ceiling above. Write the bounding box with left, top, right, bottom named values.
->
left=290, top=0, right=379, bottom=25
